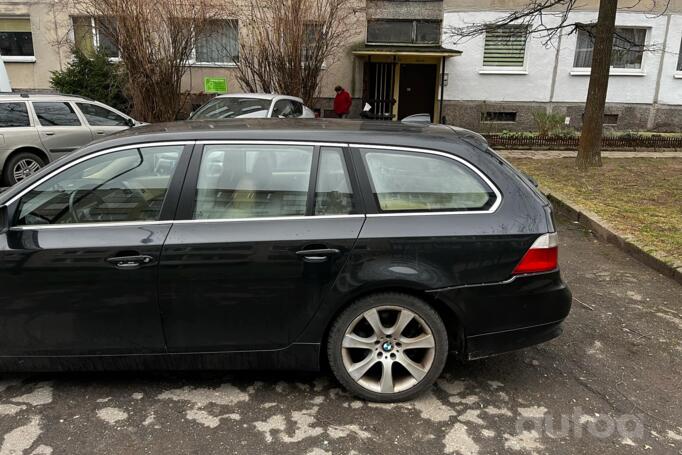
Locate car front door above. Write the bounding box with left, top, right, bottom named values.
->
left=76, top=102, right=132, bottom=138
left=0, top=143, right=191, bottom=355
left=159, top=143, right=365, bottom=352
left=31, top=101, right=94, bottom=159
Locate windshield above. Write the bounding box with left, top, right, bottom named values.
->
left=192, top=97, right=272, bottom=119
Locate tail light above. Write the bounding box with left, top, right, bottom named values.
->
left=512, top=233, right=558, bottom=275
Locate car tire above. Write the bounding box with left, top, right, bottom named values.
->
left=327, top=293, right=448, bottom=402
left=3, top=152, right=46, bottom=186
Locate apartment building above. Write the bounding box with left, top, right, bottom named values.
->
left=442, top=0, right=682, bottom=132
left=2, top=0, right=681, bottom=130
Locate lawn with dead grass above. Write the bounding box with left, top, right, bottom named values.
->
left=509, top=157, right=682, bottom=264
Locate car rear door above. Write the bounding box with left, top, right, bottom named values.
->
left=75, top=102, right=132, bottom=138
left=158, top=142, right=365, bottom=352
left=0, top=142, right=191, bottom=355
left=31, top=101, right=94, bottom=159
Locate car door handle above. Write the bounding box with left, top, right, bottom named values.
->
left=95, top=131, right=106, bottom=135
left=106, top=255, right=155, bottom=269
left=44, top=131, right=55, bottom=136
left=296, top=248, right=340, bottom=263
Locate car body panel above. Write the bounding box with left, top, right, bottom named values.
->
left=0, top=119, right=571, bottom=371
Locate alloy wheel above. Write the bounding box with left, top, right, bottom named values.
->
left=341, top=305, right=436, bottom=394
left=13, top=159, right=41, bottom=183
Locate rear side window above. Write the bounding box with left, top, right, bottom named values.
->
left=361, top=148, right=497, bottom=212
left=314, top=147, right=356, bottom=215
left=33, top=102, right=81, bottom=126
left=194, top=144, right=314, bottom=219
left=0, top=102, right=30, bottom=127
left=77, top=103, right=128, bottom=126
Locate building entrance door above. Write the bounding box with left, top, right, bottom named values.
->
left=397, top=64, right=437, bottom=121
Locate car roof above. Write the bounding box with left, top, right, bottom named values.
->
left=213, top=93, right=302, bottom=102
left=91, top=118, right=488, bottom=152
left=0, top=93, right=93, bottom=103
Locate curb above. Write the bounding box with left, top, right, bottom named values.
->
left=542, top=188, right=682, bottom=286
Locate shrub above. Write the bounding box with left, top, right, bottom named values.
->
left=50, top=48, right=129, bottom=114
left=532, top=111, right=565, bottom=137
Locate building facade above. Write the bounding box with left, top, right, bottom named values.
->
left=442, top=0, right=682, bottom=132
left=2, top=0, right=682, bottom=131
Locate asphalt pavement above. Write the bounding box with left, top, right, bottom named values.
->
left=0, top=217, right=680, bottom=455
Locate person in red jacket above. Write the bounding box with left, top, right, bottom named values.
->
left=333, top=86, right=352, bottom=118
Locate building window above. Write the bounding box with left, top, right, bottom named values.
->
left=481, top=111, right=517, bottom=123
left=677, top=39, right=682, bottom=72
left=482, top=25, right=528, bottom=68
left=366, top=20, right=440, bottom=45
left=194, top=19, right=239, bottom=64
left=0, top=17, right=34, bottom=60
left=573, top=26, right=647, bottom=69
left=603, top=114, right=619, bottom=125
left=73, top=16, right=120, bottom=59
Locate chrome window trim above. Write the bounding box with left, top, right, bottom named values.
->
left=5, top=141, right=194, bottom=207
left=10, top=220, right=173, bottom=231
left=198, top=140, right=348, bottom=147
left=176, top=214, right=366, bottom=224
left=350, top=143, right=503, bottom=215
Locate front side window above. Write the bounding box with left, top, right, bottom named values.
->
left=15, top=145, right=184, bottom=226
left=191, top=97, right=271, bottom=119
left=483, top=25, right=528, bottom=68
left=195, top=19, right=239, bottom=64
left=0, top=102, right=30, bottom=128
left=314, top=147, right=356, bottom=215
left=194, top=144, right=313, bottom=219
left=77, top=103, right=128, bottom=126
left=574, top=26, right=647, bottom=69
left=361, top=149, right=497, bottom=212
left=32, top=102, right=81, bottom=127
left=0, top=17, right=34, bottom=57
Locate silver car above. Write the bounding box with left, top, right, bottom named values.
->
left=190, top=93, right=315, bottom=120
left=0, top=94, right=139, bottom=186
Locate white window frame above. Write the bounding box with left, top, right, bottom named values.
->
left=570, top=25, right=649, bottom=77
left=673, top=39, right=682, bottom=79
left=188, top=19, right=239, bottom=68
left=0, top=16, right=36, bottom=63
left=479, top=24, right=530, bottom=75
left=70, top=16, right=121, bottom=63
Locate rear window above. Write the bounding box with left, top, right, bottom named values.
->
left=0, top=102, right=30, bottom=127
left=361, top=148, right=497, bottom=213
left=192, top=97, right=271, bottom=120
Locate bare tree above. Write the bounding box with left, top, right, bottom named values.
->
left=59, top=0, right=231, bottom=122
left=446, top=0, right=666, bottom=169
left=234, top=0, right=360, bottom=107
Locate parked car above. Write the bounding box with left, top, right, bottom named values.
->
left=0, top=119, right=571, bottom=402
left=0, top=94, right=140, bottom=186
left=189, top=93, right=315, bottom=120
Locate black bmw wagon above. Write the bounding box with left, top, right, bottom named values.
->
left=0, top=119, right=571, bottom=401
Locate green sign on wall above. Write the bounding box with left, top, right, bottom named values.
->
left=204, top=77, right=228, bottom=94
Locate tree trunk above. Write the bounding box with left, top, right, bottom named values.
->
left=576, top=0, right=618, bottom=169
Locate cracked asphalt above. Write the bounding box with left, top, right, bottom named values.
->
left=0, top=217, right=680, bottom=455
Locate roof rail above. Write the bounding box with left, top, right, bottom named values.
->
left=447, top=125, right=489, bottom=151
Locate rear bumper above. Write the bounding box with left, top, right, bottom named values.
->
left=430, top=270, right=571, bottom=359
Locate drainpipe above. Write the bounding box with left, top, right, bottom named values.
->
left=649, top=13, right=671, bottom=130
left=548, top=30, right=563, bottom=114
left=439, top=56, right=445, bottom=124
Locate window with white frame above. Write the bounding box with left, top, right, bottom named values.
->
left=482, top=25, right=528, bottom=68
left=573, top=26, right=647, bottom=70
left=194, top=19, right=239, bottom=64
left=72, top=16, right=120, bottom=59
left=0, top=17, right=34, bottom=60
left=677, top=39, right=682, bottom=72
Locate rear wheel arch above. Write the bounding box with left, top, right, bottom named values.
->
left=2, top=147, right=49, bottom=186
left=320, top=285, right=465, bottom=370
